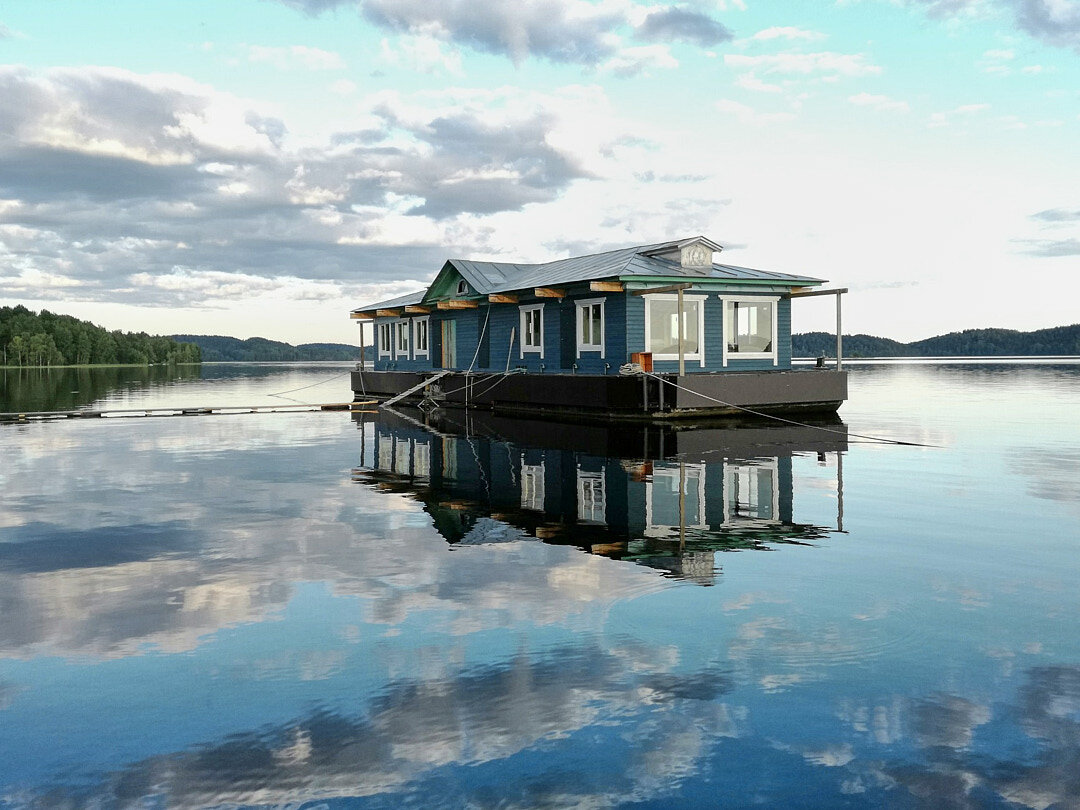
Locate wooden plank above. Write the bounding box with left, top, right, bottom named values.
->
left=789, top=287, right=849, bottom=298
left=350, top=311, right=374, bottom=320
left=404, top=305, right=432, bottom=314
left=534, top=287, right=565, bottom=299
left=436, top=299, right=479, bottom=310
left=379, top=369, right=453, bottom=407
left=488, top=293, right=519, bottom=304
left=376, top=308, right=402, bottom=317
left=630, top=283, right=692, bottom=296
left=589, top=281, right=624, bottom=292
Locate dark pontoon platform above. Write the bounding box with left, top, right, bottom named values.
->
left=351, top=368, right=847, bottom=421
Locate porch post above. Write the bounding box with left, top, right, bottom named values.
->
left=835, top=291, right=843, bottom=371
left=677, top=287, right=685, bottom=376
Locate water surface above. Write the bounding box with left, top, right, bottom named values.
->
left=1, top=362, right=1078, bottom=808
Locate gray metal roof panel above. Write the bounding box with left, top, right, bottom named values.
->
left=355, top=238, right=824, bottom=310
left=352, top=289, right=425, bottom=313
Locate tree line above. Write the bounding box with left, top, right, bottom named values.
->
left=1, top=306, right=201, bottom=367
left=793, top=324, right=1080, bottom=358
left=172, top=334, right=363, bottom=361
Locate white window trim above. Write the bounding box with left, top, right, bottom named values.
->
left=520, top=454, right=546, bottom=512
left=412, top=316, right=430, bottom=359
left=645, top=462, right=708, bottom=538
left=721, top=295, right=779, bottom=367
left=393, top=318, right=410, bottom=360
left=377, top=321, right=392, bottom=359
left=722, top=459, right=780, bottom=526
left=643, top=294, right=707, bottom=367
left=576, top=465, right=606, bottom=525
left=519, top=303, right=545, bottom=359
left=575, top=297, right=606, bottom=358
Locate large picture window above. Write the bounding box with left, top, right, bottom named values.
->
left=519, top=304, right=544, bottom=358
left=576, top=298, right=605, bottom=357
left=644, top=294, right=706, bottom=366
left=723, top=296, right=778, bottom=365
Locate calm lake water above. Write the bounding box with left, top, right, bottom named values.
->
left=1, top=362, right=1078, bottom=808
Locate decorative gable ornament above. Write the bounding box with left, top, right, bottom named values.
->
left=681, top=243, right=713, bottom=270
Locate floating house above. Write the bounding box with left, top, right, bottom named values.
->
left=352, top=409, right=847, bottom=584
left=350, top=236, right=847, bottom=419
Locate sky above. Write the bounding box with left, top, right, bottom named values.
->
left=0, top=0, right=1078, bottom=345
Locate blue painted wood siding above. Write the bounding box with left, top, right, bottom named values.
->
left=373, top=292, right=791, bottom=373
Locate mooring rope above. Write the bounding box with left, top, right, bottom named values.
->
left=268, top=369, right=355, bottom=403
left=639, top=371, right=938, bottom=448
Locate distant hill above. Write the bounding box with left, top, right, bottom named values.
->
left=172, top=334, right=366, bottom=362
left=794, top=324, right=1080, bottom=358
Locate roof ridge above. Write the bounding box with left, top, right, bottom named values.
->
left=450, top=239, right=676, bottom=269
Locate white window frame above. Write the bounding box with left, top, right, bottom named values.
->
left=723, top=459, right=780, bottom=526
left=413, top=440, right=431, bottom=480
left=644, top=463, right=707, bottom=538
left=393, top=318, right=410, bottom=360
left=412, top=316, right=430, bottom=359
left=377, top=321, right=392, bottom=359
left=576, top=465, right=606, bottom=525
left=457, top=279, right=470, bottom=296
left=643, top=294, right=707, bottom=367
left=519, top=303, right=545, bottom=358
left=520, top=455, right=546, bottom=512
left=721, top=295, right=779, bottom=367
left=575, top=297, right=605, bottom=358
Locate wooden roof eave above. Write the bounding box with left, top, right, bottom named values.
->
left=621, top=276, right=823, bottom=291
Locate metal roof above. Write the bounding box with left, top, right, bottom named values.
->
left=350, top=289, right=424, bottom=314
left=353, top=237, right=824, bottom=312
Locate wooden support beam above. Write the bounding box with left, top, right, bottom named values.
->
left=488, top=293, right=519, bottom=304
left=534, top=287, right=565, bottom=299
left=375, top=308, right=402, bottom=318
left=630, top=283, right=692, bottom=296
left=789, top=287, right=849, bottom=298
left=436, top=299, right=479, bottom=310
left=350, top=311, right=374, bottom=320
left=589, top=280, right=624, bottom=292
left=404, top=305, right=431, bottom=314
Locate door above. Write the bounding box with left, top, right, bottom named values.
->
left=441, top=319, right=457, bottom=369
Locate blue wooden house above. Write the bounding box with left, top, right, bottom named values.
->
left=350, top=236, right=847, bottom=419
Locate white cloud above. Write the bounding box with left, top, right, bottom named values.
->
left=329, top=79, right=357, bottom=95
left=245, top=44, right=346, bottom=70
left=735, top=74, right=784, bottom=93
left=715, top=98, right=796, bottom=124
left=724, top=51, right=882, bottom=77
left=848, top=92, right=910, bottom=112
left=749, top=26, right=827, bottom=41
left=378, top=34, right=463, bottom=75
left=599, top=44, right=679, bottom=76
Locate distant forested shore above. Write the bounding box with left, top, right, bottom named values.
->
left=794, top=324, right=1080, bottom=358
left=1, top=306, right=200, bottom=367
left=171, top=334, right=363, bottom=362
left=4, top=304, right=1076, bottom=366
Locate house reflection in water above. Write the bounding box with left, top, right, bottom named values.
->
left=352, top=410, right=847, bottom=584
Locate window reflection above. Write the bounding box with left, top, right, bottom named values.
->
left=577, top=467, right=606, bottom=525
left=724, top=461, right=779, bottom=525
